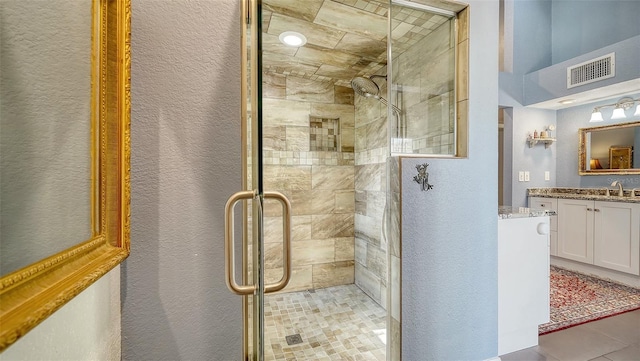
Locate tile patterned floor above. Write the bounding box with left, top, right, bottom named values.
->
left=503, top=309, right=640, bottom=361
left=264, top=284, right=386, bottom=361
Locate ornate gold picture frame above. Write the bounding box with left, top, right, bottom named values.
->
left=579, top=121, right=640, bottom=175
left=0, top=0, right=130, bottom=350
left=609, top=146, right=633, bottom=169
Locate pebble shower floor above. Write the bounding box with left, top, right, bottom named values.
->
left=263, top=284, right=386, bottom=360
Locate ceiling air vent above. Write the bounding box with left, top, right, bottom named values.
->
left=567, top=52, right=615, bottom=89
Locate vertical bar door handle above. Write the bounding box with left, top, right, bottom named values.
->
left=264, top=191, right=292, bottom=293
left=224, top=190, right=257, bottom=295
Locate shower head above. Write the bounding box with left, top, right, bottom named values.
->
left=350, top=76, right=402, bottom=115
left=351, top=76, right=381, bottom=98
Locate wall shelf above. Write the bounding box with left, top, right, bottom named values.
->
left=527, top=137, right=556, bottom=149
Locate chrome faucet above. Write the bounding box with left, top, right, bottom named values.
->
left=611, top=180, right=624, bottom=197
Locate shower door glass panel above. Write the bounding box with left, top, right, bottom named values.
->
left=389, top=2, right=457, bottom=155
left=257, top=0, right=390, bottom=360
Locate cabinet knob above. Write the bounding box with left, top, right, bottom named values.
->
left=587, top=208, right=593, bottom=211
left=537, top=222, right=550, bottom=235
left=594, top=209, right=600, bottom=212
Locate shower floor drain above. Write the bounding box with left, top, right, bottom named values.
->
left=285, top=334, right=303, bottom=346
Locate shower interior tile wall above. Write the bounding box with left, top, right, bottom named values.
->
left=255, top=6, right=453, bottom=311
left=262, top=73, right=356, bottom=292
left=261, top=67, right=388, bottom=310
left=392, top=15, right=455, bottom=154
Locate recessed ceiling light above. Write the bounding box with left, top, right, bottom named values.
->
left=279, top=31, right=307, bottom=47
left=559, top=99, right=575, bottom=105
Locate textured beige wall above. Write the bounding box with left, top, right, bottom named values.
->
left=122, top=1, right=243, bottom=359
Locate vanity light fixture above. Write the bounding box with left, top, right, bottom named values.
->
left=611, top=107, right=627, bottom=119
left=279, top=31, right=307, bottom=47
left=589, top=96, right=639, bottom=122
left=589, top=109, right=604, bottom=122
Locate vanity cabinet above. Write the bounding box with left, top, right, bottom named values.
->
left=557, top=199, right=594, bottom=264
left=529, top=197, right=558, bottom=256
left=556, top=199, right=640, bottom=275
left=593, top=201, right=640, bottom=275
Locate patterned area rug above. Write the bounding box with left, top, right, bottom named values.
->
left=539, top=266, right=640, bottom=335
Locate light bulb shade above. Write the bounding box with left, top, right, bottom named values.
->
left=589, top=110, right=604, bottom=122
left=635, top=104, right=640, bottom=116
left=611, top=107, right=627, bottom=120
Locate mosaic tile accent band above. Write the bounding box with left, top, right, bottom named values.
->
left=263, top=150, right=354, bottom=166
left=539, top=266, right=640, bottom=334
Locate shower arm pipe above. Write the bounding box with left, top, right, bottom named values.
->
left=376, top=96, right=402, bottom=116
left=365, top=75, right=401, bottom=115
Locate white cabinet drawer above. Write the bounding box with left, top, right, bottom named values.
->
left=528, top=197, right=557, bottom=231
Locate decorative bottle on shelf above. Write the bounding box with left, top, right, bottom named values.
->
left=533, top=130, right=538, bottom=139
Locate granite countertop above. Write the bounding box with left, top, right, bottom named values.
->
left=498, top=206, right=557, bottom=219
left=528, top=187, right=640, bottom=203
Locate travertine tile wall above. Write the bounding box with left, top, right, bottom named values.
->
left=261, top=73, right=356, bottom=292
left=260, top=71, right=391, bottom=307
left=388, top=156, right=401, bottom=361
left=354, top=75, right=389, bottom=309
left=392, top=14, right=455, bottom=154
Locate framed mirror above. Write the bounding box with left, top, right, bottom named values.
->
left=0, top=0, right=130, bottom=350
left=579, top=121, right=640, bottom=175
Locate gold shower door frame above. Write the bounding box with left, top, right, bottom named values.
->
left=233, top=1, right=294, bottom=359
